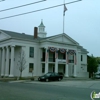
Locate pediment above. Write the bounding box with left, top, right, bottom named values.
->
left=47, top=33, right=79, bottom=45
left=0, top=30, right=11, bottom=41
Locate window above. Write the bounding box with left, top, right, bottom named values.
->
left=42, top=64, right=45, bottom=73
left=29, top=47, right=34, bottom=57
left=81, top=55, right=83, bottom=61
left=29, top=63, right=34, bottom=73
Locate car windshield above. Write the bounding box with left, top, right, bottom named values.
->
left=44, top=73, right=51, bottom=76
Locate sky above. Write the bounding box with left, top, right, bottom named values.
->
left=0, top=0, right=100, bottom=57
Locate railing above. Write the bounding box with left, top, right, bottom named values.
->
left=41, top=58, right=55, bottom=62
left=68, top=60, right=74, bottom=63
left=41, top=58, right=74, bottom=63
left=58, top=59, right=66, bottom=63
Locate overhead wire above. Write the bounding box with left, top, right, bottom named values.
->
left=0, top=0, right=5, bottom=2
left=0, top=0, right=46, bottom=12
left=0, top=0, right=82, bottom=20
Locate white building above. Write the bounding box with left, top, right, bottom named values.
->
left=0, top=21, right=89, bottom=78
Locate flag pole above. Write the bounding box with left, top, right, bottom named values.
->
left=63, top=0, right=65, bottom=33
left=63, top=14, right=65, bottom=33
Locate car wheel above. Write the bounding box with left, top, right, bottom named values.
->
left=58, top=78, right=61, bottom=81
left=46, top=79, right=49, bottom=82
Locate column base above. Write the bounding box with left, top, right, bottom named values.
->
left=9, top=74, right=14, bottom=77
left=73, top=75, right=77, bottom=77
left=5, top=74, right=9, bottom=77
left=1, top=74, right=4, bottom=76
left=65, top=75, right=69, bottom=77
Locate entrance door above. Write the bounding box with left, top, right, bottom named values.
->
left=68, top=64, right=74, bottom=76
left=58, top=64, right=65, bottom=74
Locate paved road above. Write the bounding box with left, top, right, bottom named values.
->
left=23, top=80, right=100, bottom=89
left=0, top=81, right=100, bottom=100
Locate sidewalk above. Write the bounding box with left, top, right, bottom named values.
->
left=0, top=77, right=16, bottom=82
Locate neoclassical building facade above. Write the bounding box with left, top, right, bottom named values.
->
left=0, top=21, right=89, bottom=77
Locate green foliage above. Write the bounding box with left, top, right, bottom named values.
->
left=87, top=56, right=98, bottom=73
left=95, top=57, right=100, bottom=64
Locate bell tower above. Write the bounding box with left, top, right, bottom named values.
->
left=38, top=19, right=47, bottom=38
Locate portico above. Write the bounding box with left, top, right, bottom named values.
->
left=41, top=47, right=77, bottom=77
left=0, top=45, right=15, bottom=77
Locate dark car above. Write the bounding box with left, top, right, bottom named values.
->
left=58, top=72, right=64, bottom=77
left=38, top=72, right=63, bottom=82
left=94, top=72, right=100, bottom=79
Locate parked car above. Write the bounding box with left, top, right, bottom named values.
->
left=58, top=72, right=64, bottom=77
left=94, top=72, right=100, bottom=79
left=38, top=72, right=63, bottom=82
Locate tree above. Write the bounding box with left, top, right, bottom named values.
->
left=17, top=49, right=27, bottom=78
left=87, top=55, right=98, bottom=78
left=95, top=57, right=100, bottom=64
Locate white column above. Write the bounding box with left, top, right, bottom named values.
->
left=1, top=47, right=5, bottom=76
left=5, top=46, right=9, bottom=77
left=74, top=52, right=77, bottom=77
left=45, top=48, right=48, bottom=74
left=55, top=50, right=58, bottom=73
left=9, top=45, right=15, bottom=77
left=0, top=48, right=2, bottom=77
left=65, top=50, right=69, bottom=77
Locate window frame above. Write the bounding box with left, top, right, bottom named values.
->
left=29, top=63, right=34, bottom=73
left=42, top=64, right=45, bottom=73
left=29, top=47, right=34, bottom=58
left=81, top=55, right=83, bottom=61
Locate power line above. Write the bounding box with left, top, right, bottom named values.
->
left=0, top=0, right=82, bottom=20
left=0, top=0, right=5, bottom=2
left=0, top=0, right=46, bottom=12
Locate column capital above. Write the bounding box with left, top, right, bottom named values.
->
left=56, top=48, right=59, bottom=51
left=44, top=47, right=47, bottom=49
left=2, top=47, right=4, bottom=49
left=10, top=45, right=15, bottom=47
left=66, top=49, right=69, bottom=52
left=6, top=45, right=9, bottom=48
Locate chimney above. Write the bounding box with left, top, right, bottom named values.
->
left=34, top=27, right=38, bottom=39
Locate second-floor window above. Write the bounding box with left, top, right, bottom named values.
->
left=29, top=47, right=34, bottom=58
left=81, top=55, right=83, bottom=61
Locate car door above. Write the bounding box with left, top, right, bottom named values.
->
left=50, top=73, right=55, bottom=81
left=55, top=73, right=59, bottom=80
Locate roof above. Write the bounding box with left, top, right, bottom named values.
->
left=78, top=46, right=89, bottom=53
left=0, top=29, right=88, bottom=53
left=0, top=29, right=43, bottom=41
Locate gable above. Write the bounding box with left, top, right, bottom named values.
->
left=0, top=30, right=11, bottom=41
left=47, top=34, right=79, bottom=45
